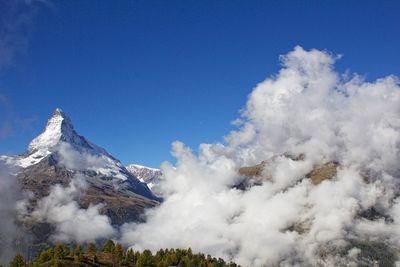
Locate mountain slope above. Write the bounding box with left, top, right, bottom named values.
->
left=3, top=109, right=160, bottom=228
left=7, top=108, right=157, bottom=201
left=0, top=108, right=163, bottom=259
left=126, top=164, right=162, bottom=190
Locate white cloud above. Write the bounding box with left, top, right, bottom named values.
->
left=57, top=142, right=111, bottom=171
left=18, top=175, right=115, bottom=243
left=119, top=46, right=400, bottom=266
left=0, top=161, right=20, bottom=265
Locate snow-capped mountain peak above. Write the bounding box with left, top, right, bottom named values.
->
left=11, top=110, right=109, bottom=173
left=5, top=108, right=158, bottom=200
left=28, top=108, right=92, bottom=155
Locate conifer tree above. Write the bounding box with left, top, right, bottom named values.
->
left=9, top=254, right=26, bottom=267
left=188, top=248, right=193, bottom=258
left=102, top=239, right=116, bottom=253
left=157, top=259, right=168, bottom=267
left=166, top=251, right=178, bottom=266
left=124, top=248, right=136, bottom=265
left=136, top=249, right=155, bottom=267
left=73, top=244, right=83, bottom=263
left=86, top=241, right=97, bottom=255
left=36, top=250, right=52, bottom=264
left=73, top=244, right=83, bottom=256
left=54, top=243, right=69, bottom=259
left=155, top=249, right=165, bottom=264
left=178, top=255, right=191, bottom=267
left=115, top=243, right=124, bottom=264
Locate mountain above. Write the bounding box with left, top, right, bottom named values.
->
left=2, top=108, right=159, bottom=223
left=126, top=164, right=162, bottom=191
left=0, top=108, right=162, bottom=259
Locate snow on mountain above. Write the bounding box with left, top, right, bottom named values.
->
left=126, top=164, right=162, bottom=191
left=0, top=108, right=160, bottom=253
left=20, top=109, right=114, bottom=168
left=7, top=109, right=126, bottom=179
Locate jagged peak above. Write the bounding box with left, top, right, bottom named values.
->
left=52, top=107, right=70, bottom=120
left=47, top=108, right=73, bottom=129
left=28, top=108, right=82, bottom=154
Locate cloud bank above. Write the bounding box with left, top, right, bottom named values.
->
left=119, top=46, right=400, bottom=266
left=17, top=141, right=117, bottom=244
left=18, top=174, right=116, bottom=243
left=0, top=161, right=20, bottom=265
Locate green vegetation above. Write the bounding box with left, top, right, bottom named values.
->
left=8, top=240, right=240, bottom=267
left=9, top=254, right=26, bottom=267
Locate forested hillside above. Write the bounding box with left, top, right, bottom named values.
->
left=6, top=240, right=240, bottom=267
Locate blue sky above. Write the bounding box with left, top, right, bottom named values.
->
left=0, top=0, right=399, bottom=167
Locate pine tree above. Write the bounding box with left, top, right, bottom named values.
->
left=54, top=243, right=69, bottom=259
left=124, top=248, right=136, bottom=265
left=156, top=260, right=168, bottom=267
left=136, top=249, right=155, bottom=267
left=86, top=242, right=97, bottom=255
left=166, top=251, right=178, bottom=266
left=73, top=244, right=83, bottom=256
left=155, top=249, right=165, bottom=264
left=53, top=258, right=62, bottom=267
left=36, top=250, right=52, bottom=264
left=187, top=248, right=193, bottom=258
left=178, top=255, right=191, bottom=267
left=9, top=254, right=26, bottom=267
left=102, top=239, right=116, bottom=253
left=73, top=244, right=83, bottom=263
left=114, top=243, right=124, bottom=264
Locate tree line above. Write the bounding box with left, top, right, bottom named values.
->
left=5, top=239, right=241, bottom=267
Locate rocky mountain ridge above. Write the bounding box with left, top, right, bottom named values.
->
left=126, top=164, right=162, bottom=192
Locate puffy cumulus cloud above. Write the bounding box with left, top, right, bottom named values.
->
left=120, top=47, right=400, bottom=266
left=18, top=175, right=115, bottom=243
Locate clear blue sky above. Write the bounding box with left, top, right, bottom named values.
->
left=0, top=0, right=399, bottom=167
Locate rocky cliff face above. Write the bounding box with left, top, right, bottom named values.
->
left=126, top=164, right=163, bottom=195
